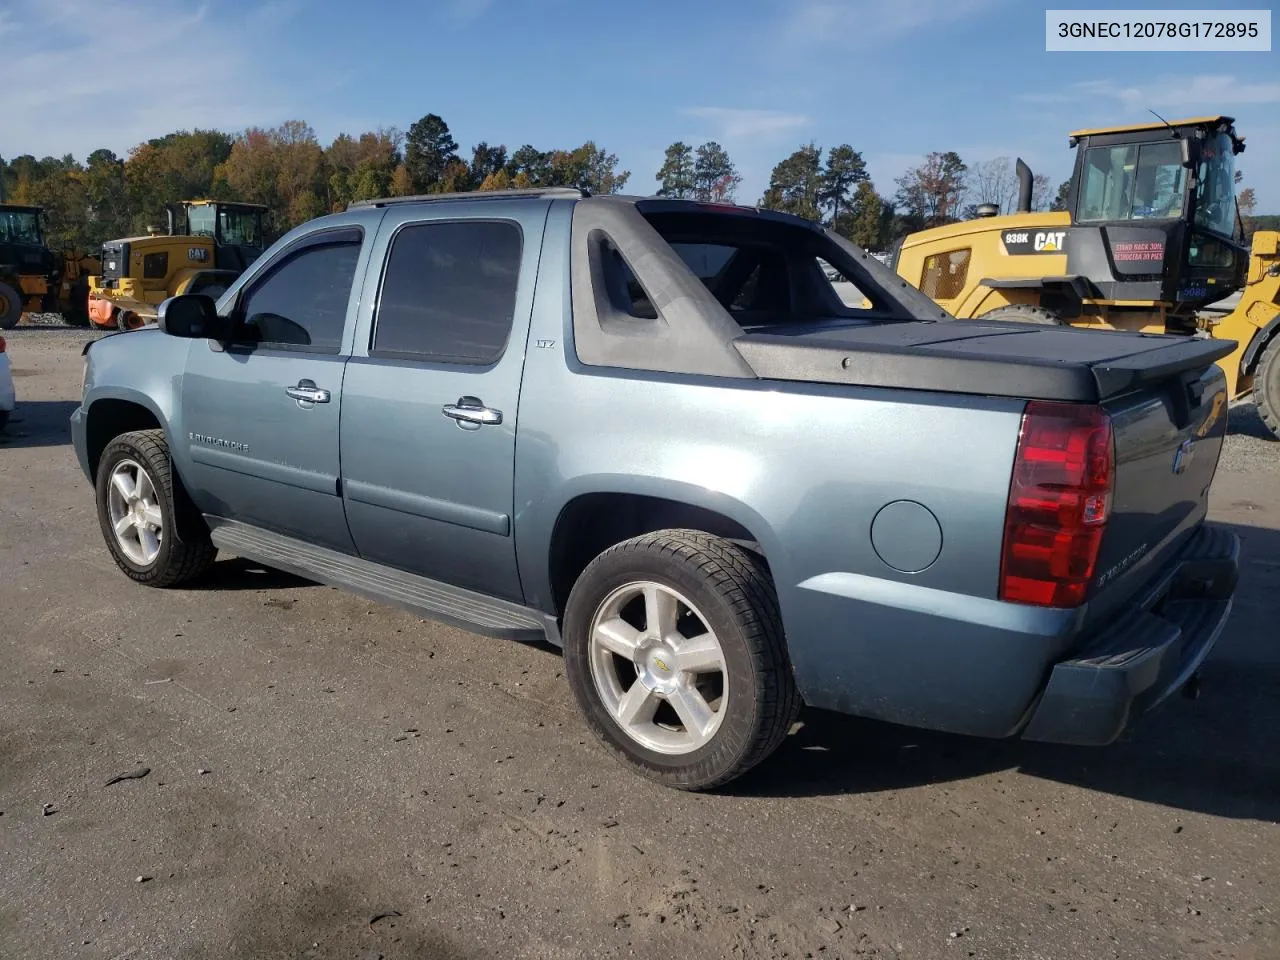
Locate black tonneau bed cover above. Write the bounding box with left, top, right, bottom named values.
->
left=733, top=320, right=1237, bottom=403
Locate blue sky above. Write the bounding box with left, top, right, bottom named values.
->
left=3, top=0, right=1278, bottom=210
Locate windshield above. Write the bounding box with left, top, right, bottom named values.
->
left=1194, top=132, right=1237, bottom=237
left=1077, top=140, right=1187, bottom=222
left=0, top=209, right=43, bottom=245
left=219, top=207, right=262, bottom=246
left=186, top=205, right=216, bottom=237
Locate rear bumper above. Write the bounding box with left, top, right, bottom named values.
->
left=1020, top=524, right=1239, bottom=745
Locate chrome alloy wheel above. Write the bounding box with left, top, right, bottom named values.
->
left=588, top=580, right=728, bottom=755
left=106, top=458, right=164, bottom=566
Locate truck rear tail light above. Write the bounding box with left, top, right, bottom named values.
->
left=1000, top=401, right=1114, bottom=608
left=0, top=336, right=6, bottom=352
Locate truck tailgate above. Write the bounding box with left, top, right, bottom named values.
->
left=1084, top=360, right=1230, bottom=626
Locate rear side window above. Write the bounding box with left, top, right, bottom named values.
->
left=237, top=239, right=361, bottom=352
left=373, top=220, right=523, bottom=364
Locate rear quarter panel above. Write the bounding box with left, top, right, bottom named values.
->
left=515, top=202, right=1073, bottom=735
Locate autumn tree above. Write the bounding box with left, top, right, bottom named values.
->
left=1030, top=173, right=1053, bottom=212
left=969, top=157, right=1015, bottom=213
left=404, top=113, right=459, bottom=193
left=124, top=129, right=234, bottom=232
left=477, top=169, right=513, bottom=191
left=469, top=142, right=507, bottom=186
left=506, top=144, right=552, bottom=185
left=327, top=128, right=401, bottom=209
left=656, top=142, right=695, bottom=198
left=760, top=143, right=822, bottom=221
left=894, top=151, right=967, bottom=227
left=818, top=145, right=868, bottom=224
left=693, top=142, right=740, bottom=202
left=215, top=121, right=327, bottom=230
left=390, top=164, right=414, bottom=196
left=1238, top=185, right=1257, bottom=219
left=83, top=149, right=130, bottom=246
left=842, top=180, right=892, bottom=249
left=546, top=142, right=630, bottom=194
left=28, top=155, right=88, bottom=250
left=1050, top=179, right=1071, bottom=211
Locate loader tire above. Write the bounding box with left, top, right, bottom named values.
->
left=1255, top=336, right=1280, bottom=442
left=979, top=304, right=1065, bottom=326
left=0, top=282, right=21, bottom=330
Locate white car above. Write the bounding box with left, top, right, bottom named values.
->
left=0, top=334, right=14, bottom=431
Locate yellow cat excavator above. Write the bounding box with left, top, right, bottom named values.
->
left=87, top=199, right=267, bottom=331
left=892, top=115, right=1280, bottom=438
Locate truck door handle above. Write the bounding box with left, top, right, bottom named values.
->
left=285, top=379, right=330, bottom=404
left=442, top=396, right=503, bottom=426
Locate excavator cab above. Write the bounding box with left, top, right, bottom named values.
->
left=172, top=200, right=267, bottom=272
left=1061, top=115, right=1248, bottom=317
left=894, top=114, right=1280, bottom=437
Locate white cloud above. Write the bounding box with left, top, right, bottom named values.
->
left=447, top=0, right=494, bottom=27
left=680, top=107, right=811, bottom=141
left=1073, top=74, right=1280, bottom=111
left=780, top=0, right=997, bottom=46
left=0, top=0, right=301, bottom=161
left=1019, top=73, right=1280, bottom=112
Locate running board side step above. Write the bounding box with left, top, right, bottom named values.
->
left=207, top=518, right=558, bottom=646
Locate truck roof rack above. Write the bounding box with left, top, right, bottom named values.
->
left=349, top=187, right=588, bottom=209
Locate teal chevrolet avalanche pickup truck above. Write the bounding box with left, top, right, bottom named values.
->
left=72, top=188, right=1239, bottom=790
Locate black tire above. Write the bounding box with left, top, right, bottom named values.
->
left=115, top=313, right=144, bottom=335
left=95, top=429, right=216, bottom=587
left=0, top=410, right=9, bottom=431
left=0, top=281, right=21, bottom=330
left=1255, top=335, right=1280, bottom=441
left=979, top=304, right=1065, bottom=326
left=562, top=529, right=800, bottom=791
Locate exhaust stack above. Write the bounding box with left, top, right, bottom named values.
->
left=1016, top=158, right=1033, bottom=213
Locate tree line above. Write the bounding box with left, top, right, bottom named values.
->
left=1, top=111, right=1269, bottom=257
left=0, top=113, right=631, bottom=254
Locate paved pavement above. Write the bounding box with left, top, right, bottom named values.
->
left=1, top=326, right=1277, bottom=960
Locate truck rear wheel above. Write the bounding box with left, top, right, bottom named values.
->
left=1255, top=336, right=1280, bottom=441
left=980, top=304, right=1065, bottom=326
left=95, top=429, right=216, bottom=587
left=562, top=529, right=799, bottom=791
left=0, top=282, right=21, bottom=330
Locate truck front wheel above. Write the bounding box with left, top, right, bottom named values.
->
left=562, top=529, right=800, bottom=791
left=1255, top=336, right=1280, bottom=441
left=95, top=429, right=216, bottom=586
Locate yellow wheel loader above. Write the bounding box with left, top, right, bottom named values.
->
left=892, top=116, right=1280, bottom=437
left=87, top=199, right=268, bottom=331
left=0, top=204, right=100, bottom=329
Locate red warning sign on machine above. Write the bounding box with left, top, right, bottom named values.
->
left=1112, top=240, right=1165, bottom=262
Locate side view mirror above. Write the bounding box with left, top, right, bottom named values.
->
left=1180, top=137, right=1193, bottom=168
left=157, top=294, right=227, bottom=339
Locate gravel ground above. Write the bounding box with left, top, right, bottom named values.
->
left=0, top=328, right=1277, bottom=960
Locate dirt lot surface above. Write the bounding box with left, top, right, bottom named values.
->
left=1, top=326, right=1277, bottom=960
